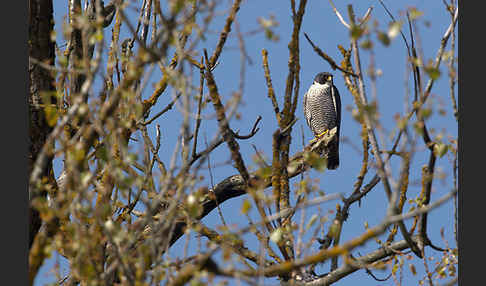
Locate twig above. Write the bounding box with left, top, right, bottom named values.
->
left=163, top=128, right=339, bottom=249
left=446, top=1, right=458, bottom=121
left=194, top=221, right=272, bottom=266
left=141, top=92, right=182, bottom=126
left=205, top=135, right=227, bottom=227
left=359, top=7, right=373, bottom=26
left=377, top=0, right=411, bottom=55
left=252, top=144, right=270, bottom=168
left=352, top=121, right=370, bottom=197
left=191, top=58, right=205, bottom=159
left=208, top=0, right=242, bottom=68
left=166, top=247, right=219, bottom=286
left=204, top=48, right=276, bottom=241
left=422, top=6, right=458, bottom=103
left=439, top=276, right=458, bottom=286
left=275, top=0, right=308, bottom=263
left=203, top=48, right=250, bottom=182
left=303, top=33, right=358, bottom=77
left=141, top=0, right=153, bottom=44
left=233, top=116, right=262, bottom=139
left=328, top=0, right=350, bottom=29
left=261, top=49, right=280, bottom=122
left=387, top=141, right=411, bottom=243
left=346, top=4, right=422, bottom=258
left=233, top=188, right=455, bottom=278
left=308, top=237, right=420, bottom=286
left=118, top=7, right=160, bottom=63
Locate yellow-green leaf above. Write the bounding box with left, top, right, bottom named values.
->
left=305, top=152, right=327, bottom=172
left=377, top=31, right=390, bottom=46
left=306, top=214, right=318, bottom=231
left=388, top=21, right=403, bottom=39
left=434, top=143, right=448, bottom=158
left=419, top=107, right=432, bottom=119
left=351, top=25, right=364, bottom=40
left=44, top=105, right=59, bottom=127
left=424, top=66, right=441, bottom=80
left=409, top=8, right=424, bottom=20
left=360, top=39, right=373, bottom=50
left=270, top=228, right=283, bottom=244
left=241, top=199, right=252, bottom=215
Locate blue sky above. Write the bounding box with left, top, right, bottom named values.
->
left=35, top=0, right=457, bottom=285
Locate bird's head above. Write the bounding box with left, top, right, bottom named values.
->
left=314, top=72, right=333, bottom=85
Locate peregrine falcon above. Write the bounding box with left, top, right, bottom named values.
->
left=303, top=72, right=342, bottom=170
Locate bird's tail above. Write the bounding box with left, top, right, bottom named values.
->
left=326, top=139, right=339, bottom=170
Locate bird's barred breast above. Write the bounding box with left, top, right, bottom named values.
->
left=306, top=85, right=338, bottom=136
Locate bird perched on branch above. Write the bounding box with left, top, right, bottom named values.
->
left=303, top=72, right=342, bottom=169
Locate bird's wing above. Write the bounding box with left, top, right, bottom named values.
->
left=332, top=85, right=342, bottom=138
left=303, top=90, right=312, bottom=128
left=332, top=85, right=341, bottom=125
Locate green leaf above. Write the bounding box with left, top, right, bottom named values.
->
left=434, top=143, right=448, bottom=158
left=388, top=21, right=403, bottom=39
left=241, top=199, right=252, bottom=215
left=306, top=214, right=318, bottom=231
left=413, top=121, right=424, bottom=136
left=265, top=29, right=279, bottom=42
left=397, top=117, right=408, bottom=130
left=171, top=0, right=186, bottom=14
left=409, top=8, right=424, bottom=20
left=258, top=16, right=280, bottom=42
left=270, top=228, right=283, bottom=244
left=94, top=30, right=103, bottom=42
left=411, top=57, right=422, bottom=68
left=328, top=220, right=340, bottom=239
left=424, top=66, right=441, bottom=80
left=360, top=39, right=373, bottom=50
left=305, top=152, right=327, bottom=172
left=287, top=160, right=301, bottom=174
left=392, top=263, right=399, bottom=274
left=58, top=55, right=68, bottom=67
left=377, top=31, right=390, bottom=46
left=44, top=105, right=59, bottom=127
left=257, top=166, right=272, bottom=179
left=419, top=107, right=432, bottom=119
left=186, top=194, right=203, bottom=218
left=350, top=25, right=364, bottom=40
left=95, top=146, right=108, bottom=161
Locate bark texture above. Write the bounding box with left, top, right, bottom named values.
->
left=28, top=0, right=56, bottom=249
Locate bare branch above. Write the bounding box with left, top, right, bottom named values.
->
left=262, top=49, right=280, bottom=121
left=346, top=4, right=422, bottom=258
left=203, top=49, right=250, bottom=182
left=303, top=33, right=358, bottom=78
left=301, top=237, right=423, bottom=286
left=328, top=0, right=350, bottom=29
left=233, top=115, right=262, bottom=139
left=208, top=0, right=243, bottom=68
left=141, top=92, right=182, bottom=126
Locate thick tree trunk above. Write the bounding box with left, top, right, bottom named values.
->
left=28, top=0, right=56, bottom=249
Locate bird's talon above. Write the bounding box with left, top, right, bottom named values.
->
left=317, top=130, right=329, bottom=138
left=309, top=130, right=329, bottom=143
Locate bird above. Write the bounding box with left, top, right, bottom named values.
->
left=303, top=72, right=342, bottom=170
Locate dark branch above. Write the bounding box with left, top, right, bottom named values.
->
left=233, top=115, right=262, bottom=139
left=304, top=237, right=426, bottom=286
left=304, top=32, right=358, bottom=78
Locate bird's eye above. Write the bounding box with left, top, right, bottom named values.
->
left=328, top=76, right=332, bottom=81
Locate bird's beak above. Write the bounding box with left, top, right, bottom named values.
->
left=328, top=75, right=333, bottom=81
